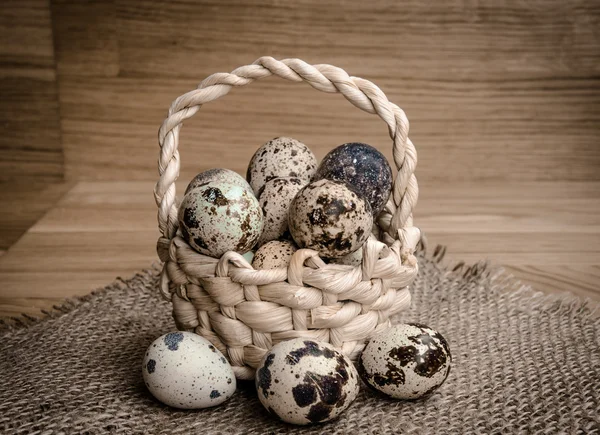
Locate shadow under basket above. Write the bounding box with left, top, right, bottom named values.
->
left=154, top=57, right=421, bottom=380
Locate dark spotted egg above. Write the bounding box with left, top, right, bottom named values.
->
left=142, top=332, right=236, bottom=409
left=257, top=176, right=306, bottom=246
left=252, top=240, right=298, bottom=270
left=358, top=323, right=452, bottom=400
left=178, top=181, right=263, bottom=257
left=255, top=338, right=359, bottom=425
left=315, top=142, right=393, bottom=216
left=246, top=137, right=318, bottom=196
left=185, top=168, right=251, bottom=195
left=288, top=179, right=372, bottom=258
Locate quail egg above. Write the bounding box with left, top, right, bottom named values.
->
left=247, top=137, right=317, bottom=196
left=315, top=142, right=393, bottom=216
left=257, top=176, right=306, bottom=245
left=288, top=179, right=372, bottom=258
left=358, top=323, right=452, bottom=400
left=178, top=181, right=263, bottom=257
left=255, top=338, right=360, bottom=425
left=142, top=332, right=236, bottom=409
left=252, top=240, right=298, bottom=270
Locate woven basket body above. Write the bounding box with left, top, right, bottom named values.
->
left=155, top=57, right=421, bottom=380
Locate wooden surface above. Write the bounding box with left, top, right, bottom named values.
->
left=0, top=0, right=64, bottom=182
left=53, top=0, right=600, bottom=182
left=0, top=182, right=71, bottom=254
left=2, top=0, right=599, bottom=183
left=0, top=1, right=599, bottom=318
left=0, top=180, right=598, bottom=318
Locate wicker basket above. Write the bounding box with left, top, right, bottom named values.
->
left=154, top=57, right=421, bottom=380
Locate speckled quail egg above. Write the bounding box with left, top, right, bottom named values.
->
left=246, top=137, right=318, bottom=196
left=257, top=176, right=306, bottom=245
left=185, top=168, right=252, bottom=195
left=178, top=181, right=263, bottom=257
left=288, top=179, right=372, bottom=258
left=142, top=332, right=236, bottom=409
left=252, top=240, right=298, bottom=270
left=358, top=323, right=452, bottom=400
left=255, top=338, right=360, bottom=425
left=315, top=142, right=393, bottom=216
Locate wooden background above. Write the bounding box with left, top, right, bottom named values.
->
left=1, top=0, right=599, bottom=317
left=3, top=0, right=599, bottom=183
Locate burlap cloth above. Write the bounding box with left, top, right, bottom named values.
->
left=1, top=247, right=599, bottom=434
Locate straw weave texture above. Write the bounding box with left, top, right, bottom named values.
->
left=1, top=249, right=599, bottom=434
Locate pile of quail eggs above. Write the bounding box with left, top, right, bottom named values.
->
left=142, top=137, right=452, bottom=425
left=177, top=137, right=393, bottom=265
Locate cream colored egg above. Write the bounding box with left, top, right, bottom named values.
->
left=178, top=181, right=263, bottom=257
left=246, top=137, right=317, bottom=196
left=252, top=240, right=298, bottom=270
left=257, top=177, right=306, bottom=245
left=142, top=332, right=236, bottom=409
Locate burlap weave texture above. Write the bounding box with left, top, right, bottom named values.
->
left=1, top=249, right=598, bottom=434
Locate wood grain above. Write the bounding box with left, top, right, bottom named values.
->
left=1, top=1, right=599, bottom=318
left=50, top=0, right=119, bottom=77
left=0, top=0, right=63, bottom=181
left=501, top=265, right=600, bottom=302
left=48, top=0, right=600, bottom=182
left=115, top=0, right=600, bottom=82
left=0, top=180, right=597, bottom=319
left=0, top=182, right=71, bottom=253
left=56, top=76, right=600, bottom=183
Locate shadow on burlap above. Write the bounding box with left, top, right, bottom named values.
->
left=1, top=246, right=599, bottom=434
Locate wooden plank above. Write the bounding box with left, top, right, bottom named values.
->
left=0, top=180, right=597, bottom=319
left=0, top=182, right=160, bottom=312
left=0, top=229, right=158, bottom=310
left=58, top=76, right=600, bottom=182
left=50, top=0, right=119, bottom=77
left=30, top=180, right=170, bottom=233
left=502, top=265, right=600, bottom=302
left=0, top=182, right=72, bottom=251
left=415, top=181, right=600, bottom=233
left=0, top=230, right=157, bottom=275
left=0, top=296, right=67, bottom=318
left=422, top=232, right=600, bottom=265
left=416, top=180, right=600, bottom=282
left=0, top=0, right=64, bottom=181
left=48, top=0, right=600, bottom=182
left=115, top=0, right=600, bottom=82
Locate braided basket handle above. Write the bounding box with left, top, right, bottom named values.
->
left=155, top=57, right=419, bottom=251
